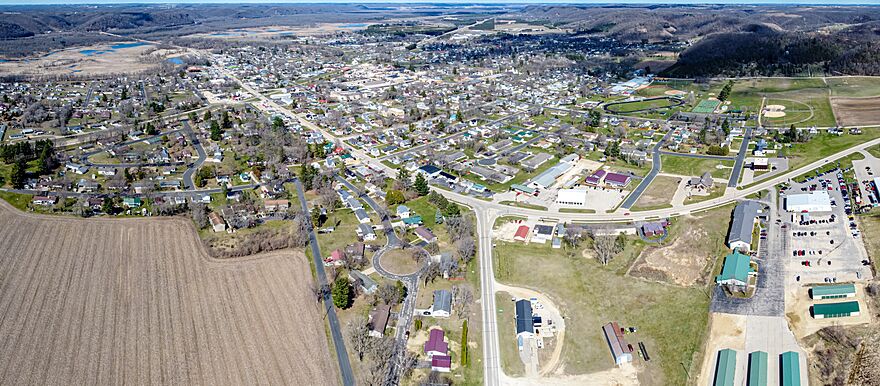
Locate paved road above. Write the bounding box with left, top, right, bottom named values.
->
left=658, top=151, right=735, bottom=161
left=181, top=121, right=207, bottom=189
left=620, top=129, right=673, bottom=209
left=728, top=127, right=753, bottom=188
left=293, top=179, right=355, bottom=386
left=0, top=182, right=259, bottom=199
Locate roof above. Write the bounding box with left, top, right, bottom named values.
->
left=415, top=226, right=436, bottom=241
left=419, top=164, right=441, bottom=175
left=747, top=351, right=768, bottom=386
left=605, top=172, right=631, bottom=185
left=728, top=201, right=761, bottom=246
left=534, top=224, right=554, bottom=236
left=529, top=161, right=572, bottom=188
left=515, top=300, right=534, bottom=335
left=511, top=183, right=535, bottom=194
left=602, top=322, right=631, bottom=361
left=813, top=301, right=860, bottom=316
left=349, top=270, right=377, bottom=290
left=433, top=290, right=452, bottom=313
left=357, top=223, right=374, bottom=235
left=785, top=191, right=832, bottom=212
left=716, top=251, right=752, bottom=284
left=714, top=349, right=737, bottom=386
left=811, top=283, right=856, bottom=298
left=402, top=216, right=423, bottom=225
left=368, top=304, right=391, bottom=334
left=424, top=329, right=448, bottom=354
left=780, top=351, right=801, bottom=386
left=514, top=225, right=530, bottom=239
left=431, top=355, right=452, bottom=369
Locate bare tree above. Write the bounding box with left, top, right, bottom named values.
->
left=592, top=233, right=621, bottom=265
left=376, top=283, right=402, bottom=306
left=346, top=315, right=371, bottom=361
left=455, top=236, right=476, bottom=264
left=289, top=211, right=310, bottom=248
left=452, top=285, right=473, bottom=316
left=422, top=262, right=441, bottom=286
left=191, top=203, right=208, bottom=229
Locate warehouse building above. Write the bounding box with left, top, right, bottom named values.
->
left=810, top=283, right=856, bottom=300
left=715, top=251, right=755, bottom=292
left=784, top=191, right=832, bottom=213
left=556, top=189, right=588, bottom=206
left=812, top=301, right=860, bottom=319
left=780, top=351, right=801, bottom=386
left=515, top=299, right=534, bottom=343
left=727, top=201, right=763, bottom=252
left=713, top=348, right=736, bottom=386
left=747, top=351, right=768, bottom=386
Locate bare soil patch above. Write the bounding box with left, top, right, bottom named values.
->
left=831, top=97, right=880, bottom=127
left=0, top=201, right=336, bottom=385
left=380, top=248, right=420, bottom=275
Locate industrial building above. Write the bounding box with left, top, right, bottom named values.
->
left=812, top=301, right=860, bottom=319
left=747, top=351, right=768, bottom=386
left=780, top=351, right=801, bottom=386
left=810, top=283, right=856, bottom=300
left=515, top=299, right=534, bottom=352
left=713, top=348, right=736, bottom=386
left=555, top=189, right=588, bottom=206
left=784, top=191, right=832, bottom=213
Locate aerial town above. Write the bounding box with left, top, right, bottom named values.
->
left=1, top=2, right=879, bottom=386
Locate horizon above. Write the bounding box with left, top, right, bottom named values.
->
left=3, top=0, right=880, bottom=6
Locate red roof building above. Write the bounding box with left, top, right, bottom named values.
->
left=514, top=225, right=530, bottom=241
left=424, top=329, right=449, bottom=358
left=431, top=355, right=452, bottom=373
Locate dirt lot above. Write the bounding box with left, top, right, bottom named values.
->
left=629, top=205, right=734, bottom=286
left=0, top=201, right=336, bottom=385
left=831, top=97, right=880, bottom=127
left=632, top=175, right=680, bottom=211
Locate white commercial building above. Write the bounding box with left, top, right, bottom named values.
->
left=785, top=191, right=832, bottom=213
left=556, top=189, right=588, bottom=206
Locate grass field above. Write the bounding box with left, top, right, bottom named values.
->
left=782, top=131, right=880, bottom=171
left=605, top=97, right=681, bottom=114
left=661, top=155, right=734, bottom=179
left=0, top=200, right=337, bottom=385
left=492, top=239, right=708, bottom=385
left=632, top=175, right=680, bottom=211
left=495, top=291, right=526, bottom=377
left=762, top=89, right=837, bottom=127
left=827, top=77, right=880, bottom=98
left=0, top=190, right=32, bottom=211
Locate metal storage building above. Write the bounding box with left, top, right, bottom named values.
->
left=810, top=283, right=856, bottom=300
left=747, top=351, right=768, bottom=386
left=780, top=351, right=801, bottom=386
left=713, top=348, right=736, bottom=386
left=812, top=301, right=860, bottom=319
left=601, top=322, right=633, bottom=366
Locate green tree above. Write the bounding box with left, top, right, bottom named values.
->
left=413, top=173, right=429, bottom=196
left=299, top=164, right=317, bottom=190
left=386, top=189, right=405, bottom=206
left=442, top=202, right=461, bottom=218
left=604, top=141, right=621, bottom=158
left=203, top=110, right=212, bottom=122
left=221, top=110, right=231, bottom=129
left=461, top=320, right=469, bottom=366
left=101, top=197, right=115, bottom=214
left=589, top=109, right=602, bottom=127
left=332, top=277, right=353, bottom=309
left=397, top=167, right=411, bottom=188
left=210, top=120, right=222, bottom=141
left=36, top=145, right=52, bottom=175
left=272, top=116, right=284, bottom=130
left=395, top=280, right=408, bottom=300
left=10, top=157, right=27, bottom=188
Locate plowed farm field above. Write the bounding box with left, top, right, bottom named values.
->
left=0, top=201, right=336, bottom=385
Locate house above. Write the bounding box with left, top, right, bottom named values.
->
left=396, top=205, right=411, bottom=218
left=432, top=290, right=452, bottom=318
left=418, top=164, right=442, bottom=179
left=431, top=355, right=452, bottom=373
left=602, top=322, right=633, bottom=366
left=642, top=221, right=666, bottom=237
left=513, top=225, right=529, bottom=242
left=345, top=242, right=366, bottom=261
left=402, top=215, right=423, bottom=228
left=264, top=199, right=290, bottom=212
left=415, top=226, right=437, bottom=243
left=715, top=251, right=755, bottom=291
left=354, top=208, right=371, bottom=224
left=122, top=197, right=142, bottom=208
left=424, top=329, right=449, bottom=358
left=32, top=195, right=57, bottom=206
left=367, top=304, right=391, bottom=338
left=727, top=201, right=763, bottom=251
left=349, top=270, right=378, bottom=294
left=324, top=249, right=345, bottom=267
left=532, top=224, right=554, bottom=243
left=687, top=172, right=714, bottom=190
left=357, top=223, right=377, bottom=241
left=209, top=212, right=226, bottom=232
left=97, top=167, right=117, bottom=176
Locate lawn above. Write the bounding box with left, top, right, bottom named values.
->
left=492, top=239, right=709, bottom=385
left=499, top=201, right=547, bottom=211
left=782, top=131, right=880, bottom=171
left=661, top=155, right=734, bottom=179
left=380, top=248, right=420, bottom=275
left=857, top=209, right=880, bottom=274
left=495, top=291, right=525, bottom=377
left=631, top=175, right=680, bottom=211
left=0, top=190, right=32, bottom=211
left=827, top=76, right=880, bottom=98
left=605, top=97, right=680, bottom=114
left=315, top=209, right=383, bottom=258
left=761, top=89, right=837, bottom=127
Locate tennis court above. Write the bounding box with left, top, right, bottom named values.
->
left=691, top=99, right=721, bottom=114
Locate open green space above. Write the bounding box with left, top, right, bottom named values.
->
left=782, top=130, right=880, bottom=171
left=691, top=99, right=720, bottom=114
left=827, top=77, right=880, bottom=98
left=0, top=190, right=32, bottom=211
left=492, top=238, right=708, bottom=385
left=661, top=155, right=734, bottom=179
left=605, top=97, right=681, bottom=114
left=495, top=291, right=526, bottom=377
left=761, top=89, right=836, bottom=127
left=631, top=175, right=679, bottom=212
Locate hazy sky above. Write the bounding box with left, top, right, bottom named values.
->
left=3, top=0, right=879, bottom=5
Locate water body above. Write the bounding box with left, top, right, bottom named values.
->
left=339, top=23, right=368, bottom=28
left=167, top=57, right=184, bottom=65
left=79, top=42, right=151, bottom=56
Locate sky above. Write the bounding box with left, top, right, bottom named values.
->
left=2, top=0, right=879, bottom=5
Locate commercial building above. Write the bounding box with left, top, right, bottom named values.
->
left=715, top=250, right=754, bottom=290
left=812, top=301, right=860, bottom=319
left=784, top=191, right=832, bottom=213
left=515, top=299, right=534, bottom=340
left=810, top=283, right=856, bottom=300
left=602, top=322, right=633, bottom=366
left=747, top=351, right=768, bottom=386
left=727, top=201, right=763, bottom=252
left=556, top=189, right=588, bottom=206
left=713, top=348, right=736, bottom=386
left=780, top=351, right=801, bottom=386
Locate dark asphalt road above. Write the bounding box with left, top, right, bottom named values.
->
left=620, top=129, right=673, bottom=209
left=293, top=179, right=355, bottom=386
left=728, top=127, right=753, bottom=188
left=181, top=122, right=207, bottom=189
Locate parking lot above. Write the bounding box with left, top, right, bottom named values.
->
left=781, top=171, right=873, bottom=285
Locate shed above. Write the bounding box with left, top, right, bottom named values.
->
left=713, top=348, right=736, bottom=386
left=602, top=322, right=633, bottom=366
left=812, top=301, right=860, bottom=319
left=810, top=283, right=856, bottom=300
left=747, top=351, right=768, bottom=386
left=780, top=351, right=801, bottom=386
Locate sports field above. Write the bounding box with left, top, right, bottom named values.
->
left=0, top=201, right=336, bottom=385
left=691, top=99, right=720, bottom=114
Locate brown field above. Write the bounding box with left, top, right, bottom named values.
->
left=831, top=97, right=880, bottom=127
left=0, top=201, right=336, bottom=385
left=0, top=43, right=161, bottom=77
